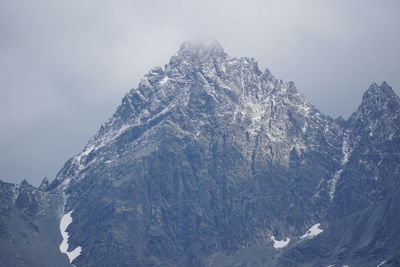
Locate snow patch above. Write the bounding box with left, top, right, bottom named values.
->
left=300, top=223, right=324, bottom=239
left=302, top=122, right=308, bottom=133
left=271, top=236, right=290, bottom=248
left=328, top=136, right=352, bottom=201
left=328, top=169, right=343, bottom=200
left=74, top=145, right=95, bottom=171
left=159, top=76, right=169, bottom=85
left=59, top=178, right=72, bottom=191
left=377, top=261, right=386, bottom=267
left=60, top=210, right=82, bottom=263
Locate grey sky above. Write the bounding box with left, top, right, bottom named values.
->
left=1, top=0, right=399, bottom=185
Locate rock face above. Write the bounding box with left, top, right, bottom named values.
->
left=331, top=82, right=400, bottom=218
left=1, top=40, right=399, bottom=266
left=276, top=192, right=400, bottom=267
left=0, top=180, right=70, bottom=267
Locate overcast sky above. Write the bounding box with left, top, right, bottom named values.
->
left=1, top=0, right=399, bottom=185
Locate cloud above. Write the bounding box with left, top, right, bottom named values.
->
left=0, top=0, right=399, bottom=185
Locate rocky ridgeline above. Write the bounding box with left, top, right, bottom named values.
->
left=1, top=40, right=399, bottom=266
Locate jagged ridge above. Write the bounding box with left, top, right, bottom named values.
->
left=2, top=40, right=400, bottom=267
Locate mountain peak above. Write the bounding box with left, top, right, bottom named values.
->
left=176, top=38, right=226, bottom=60
left=362, top=82, right=397, bottom=103
left=350, top=81, right=400, bottom=124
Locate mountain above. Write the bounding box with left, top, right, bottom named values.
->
left=0, top=179, right=69, bottom=267
left=331, top=82, right=400, bottom=218
left=1, top=39, right=399, bottom=266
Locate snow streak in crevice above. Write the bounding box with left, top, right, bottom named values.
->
left=328, top=135, right=352, bottom=201
left=59, top=210, right=82, bottom=264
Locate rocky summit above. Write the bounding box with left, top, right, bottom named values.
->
left=1, top=40, right=399, bottom=267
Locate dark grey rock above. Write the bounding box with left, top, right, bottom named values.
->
left=0, top=180, right=70, bottom=267
left=1, top=40, right=399, bottom=266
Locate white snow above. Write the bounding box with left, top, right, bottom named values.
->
left=271, top=236, right=290, bottom=248
left=377, top=261, right=386, bottom=267
left=302, top=122, right=308, bottom=133
left=60, top=210, right=82, bottom=263
left=341, top=138, right=351, bottom=164
left=159, top=76, right=169, bottom=85
left=300, top=223, right=324, bottom=239
left=328, top=136, right=352, bottom=201
left=328, top=169, right=343, bottom=200
left=74, top=145, right=95, bottom=171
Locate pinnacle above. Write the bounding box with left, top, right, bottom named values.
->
left=177, top=38, right=226, bottom=59
left=362, top=82, right=396, bottom=103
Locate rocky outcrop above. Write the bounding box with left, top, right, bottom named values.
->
left=0, top=179, right=70, bottom=266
